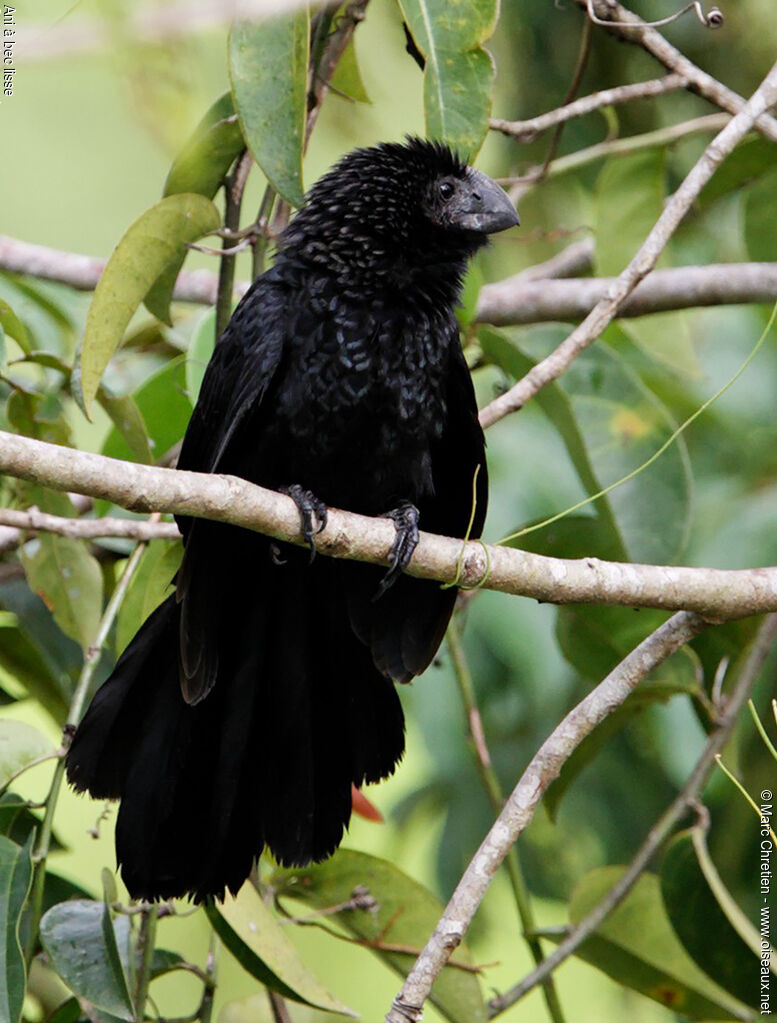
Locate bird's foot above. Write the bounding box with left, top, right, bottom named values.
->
left=281, top=485, right=328, bottom=561
left=374, top=501, right=420, bottom=600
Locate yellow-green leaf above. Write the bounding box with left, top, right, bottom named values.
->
left=74, top=193, right=221, bottom=418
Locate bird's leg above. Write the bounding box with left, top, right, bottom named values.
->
left=281, top=484, right=329, bottom=561
left=374, top=500, right=420, bottom=600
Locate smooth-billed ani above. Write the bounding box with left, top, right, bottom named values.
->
left=66, top=138, right=519, bottom=901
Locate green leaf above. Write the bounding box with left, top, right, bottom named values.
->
left=275, top=850, right=487, bottom=1023
left=563, top=868, right=753, bottom=1019
left=595, top=149, right=665, bottom=277
left=0, top=720, right=55, bottom=791
left=115, top=540, right=181, bottom=654
left=74, top=193, right=221, bottom=417
left=698, top=136, right=777, bottom=209
left=150, top=948, right=186, bottom=980
left=21, top=531, right=103, bottom=654
left=330, top=39, right=371, bottom=103
left=0, top=611, right=70, bottom=721
left=555, top=338, right=692, bottom=564
left=101, top=356, right=192, bottom=467
left=744, top=168, right=777, bottom=264
left=207, top=885, right=355, bottom=1016
left=7, top=389, right=73, bottom=448
left=0, top=834, right=33, bottom=1023
left=97, top=389, right=153, bottom=464
left=545, top=667, right=699, bottom=818
left=186, top=306, right=217, bottom=404
left=661, top=829, right=766, bottom=1007
left=0, top=300, right=30, bottom=355
left=0, top=793, right=63, bottom=850
left=479, top=328, right=626, bottom=560
left=228, top=11, right=309, bottom=207
left=40, top=901, right=134, bottom=1021
left=399, top=0, right=498, bottom=159
left=164, top=92, right=245, bottom=199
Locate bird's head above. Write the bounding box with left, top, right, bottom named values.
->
left=279, top=137, right=519, bottom=293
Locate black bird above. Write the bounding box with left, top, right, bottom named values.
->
left=66, top=138, right=519, bottom=901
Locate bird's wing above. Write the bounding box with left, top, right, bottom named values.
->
left=347, top=338, right=488, bottom=683
left=175, top=275, right=287, bottom=705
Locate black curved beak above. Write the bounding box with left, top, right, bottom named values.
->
left=452, top=169, right=520, bottom=234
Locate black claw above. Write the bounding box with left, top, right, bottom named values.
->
left=281, top=485, right=328, bottom=561
left=374, top=501, right=420, bottom=600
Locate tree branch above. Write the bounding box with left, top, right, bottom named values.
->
left=6, top=430, right=777, bottom=618
left=572, top=0, right=777, bottom=145
left=0, top=506, right=179, bottom=543
left=476, top=262, right=777, bottom=325
left=478, top=55, right=777, bottom=429
left=383, top=610, right=709, bottom=1022
left=491, top=74, right=686, bottom=142
left=488, top=612, right=777, bottom=1016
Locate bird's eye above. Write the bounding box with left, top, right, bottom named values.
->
left=439, top=181, right=455, bottom=201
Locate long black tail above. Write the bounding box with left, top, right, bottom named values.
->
left=66, top=538, right=406, bottom=902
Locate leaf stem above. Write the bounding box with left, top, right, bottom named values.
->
left=446, top=617, right=567, bottom=1023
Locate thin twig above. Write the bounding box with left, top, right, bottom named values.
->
left=490, top=74, right=686, bottom=142
left=447, top=619, right=567, bottom=1023
left=134, top=904, right=159, bottom=1019
left=487, top=614, right=777, bottom=1017
left=0, top=506, right=179, bottom=542
left=383, top=611, right=709, bottom=1022
left=215, top=149, right=253, bottom=340
left=479, top=57, right=777, bottom=429
left=504, top=114, right=728, bottom=200
left=585, top=0, right=723, bottom=31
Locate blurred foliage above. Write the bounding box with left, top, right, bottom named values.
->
left=2, top=0, right=777, bottom=1022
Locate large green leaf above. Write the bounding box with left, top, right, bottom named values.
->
left=698, top=136, right=777, bottom=209
left=115, top=540, right=181, bottom=654
left=101, top=356, right=192, bottom=467
left=74, top=193, right=221, bottom=418
left=228, top=11, right=309, bottom=207
left=0, top=301, right=30, bottom=355
left=20, top=526, right=103, bottom=654
left=0, top=720, right=54, bottom=792
left=39, top=901, right=134, bottom=1021
left=97, top=389, right=153, bottom=464
left=0, top=612, right=70, bottom=721
left=744, top=169, right=777, bottom=264
left=480, top=328, right=626, bottom=561
left=399, top=0, right=497, bottom=159
left=164, top=92, right=245, bottom=199
left=185, top=306, right=217, bottom=405
left=275, top=849, right=487, bottom=1023
left=207, top=885, right=355, bottom=1016
left=0, top=834, right=33, bottom=1023
left=661, top=830, right=767, bottom=1007
left=562, top=868, right=753, bottom=1019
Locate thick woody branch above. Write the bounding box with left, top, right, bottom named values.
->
left=491, top=74, right=686, bottom=142
left=5, top=430, right=777, bottom=619
left=477, top=262, right=777, bottom=325
left=3, top=235, right=776, bottom=328
left=383, top=610, right=709, bottom=1022
left=478, top=56, right=777, bottom=429
left=572, top=0, right=777, bottom=144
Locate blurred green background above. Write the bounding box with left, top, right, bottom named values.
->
left=3, top=0, right=777, bottom=1020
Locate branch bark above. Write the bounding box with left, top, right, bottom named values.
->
left=490, top=74, right=686, bottom=142
left=6, top=430, right=777, bottom=619
left=477, top=262, right=777, bottom=325
left=0, top=507, right=179, bottom=544
left=478, top=55, right=777, bottom=429
left=383, top=610, right=709, bottom=1022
